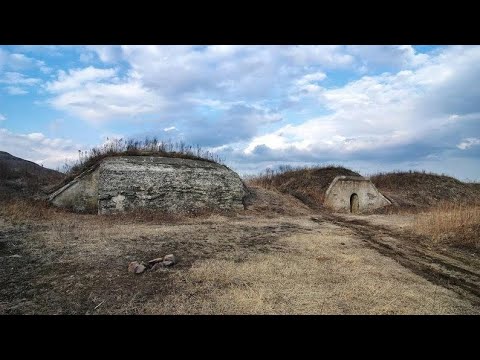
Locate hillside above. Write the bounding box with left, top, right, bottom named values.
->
left=247, top=166, right=361, bottom=209
left=248, top=166, right=480, bottom=211
left=371, top=171, right=480, bottom=208
left=0, top=151, right=65, bottom=198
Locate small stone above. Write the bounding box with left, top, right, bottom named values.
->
left=135, top=264, right=146, bottom=274
left=128, top=261, right=146, bottom=274
left=148, top=257, right=164, bottom=265
left=341, top=242, right=345, bottom=245
left=9, top=254, right=22, bottom=258
left=128, top=261, right=139, bottom=273
left=151, top=262, right=164, bottom=271
left=163, top=260, right=174, bottom=267
left=163, top=254, right=176, bottom=264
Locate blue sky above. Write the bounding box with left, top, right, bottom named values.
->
left=1, top=45, right=479, bottom=180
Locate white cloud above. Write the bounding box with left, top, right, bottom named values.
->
left=283, top=45, right=354, bottom=67
left=0, top=48, right=51, bottom=72
left=346, top=45, right=430, bottom=70
left=5, top=86, right=28, bottom=95
left=53, top=46, right=355, bottom=127
left=457, top=138, right=480, bottom=150
left=243, top=46, right=480, bottom=162
left=0, top=72, right=41, bottom=86
left=86, top=45, right=124, bottom=63
left=48, top=80, right=164, bottom=121
left=45, top=66, right=117, bottom=92
left=164, top=126, right=176, bottom=132
left=295, top=72, right=327, bottom=85
left=44, top=66, right=164, bottom=121
left=0, top=113, right=6, bottom=121
left=0, top=128, right=78, bottom=169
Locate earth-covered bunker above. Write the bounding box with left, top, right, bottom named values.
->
left=49, top=156, right=247, bottom=214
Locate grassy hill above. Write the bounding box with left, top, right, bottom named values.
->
left=371, top=171, right=480, bottom=209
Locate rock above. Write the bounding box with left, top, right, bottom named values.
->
left=9, top=254, right=22, bottom=258
left=135, top=264, right=146, bottom=274
left=162, top=260, right=174, bottom=267
left=128, top=261, right=139, bottom=273
left=148, top=257, right=164, bottom=266
left=128, top=261, right=146, bottom=274
left=151, top=262, right=164, bottom=271
left=163, top=254, right=176, bottom=264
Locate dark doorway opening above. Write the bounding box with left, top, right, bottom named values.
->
left=350, top=193, right=359, bottom=213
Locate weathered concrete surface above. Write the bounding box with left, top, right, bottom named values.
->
left=98, top=157, right=246, bottom=214
left=49, top=156, right=247, bottom=214
left=48, top=167, right=99, bottom=213
left=324, top=176, right=391, bottom=213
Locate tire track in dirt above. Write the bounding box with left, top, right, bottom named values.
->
left=315, top=214, right=480, bottom=306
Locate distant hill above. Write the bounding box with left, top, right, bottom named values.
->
left=0, top=151, right=65, bottom=199
left=371, top=171, right=480, bottom=208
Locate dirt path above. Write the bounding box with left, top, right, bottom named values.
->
left=320, top=213, right=480, bottom=307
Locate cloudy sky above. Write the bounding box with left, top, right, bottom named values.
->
left=1, top=45, right=479, bottom=180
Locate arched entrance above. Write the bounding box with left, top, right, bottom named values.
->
left=350, top=193, right=359, bottom=213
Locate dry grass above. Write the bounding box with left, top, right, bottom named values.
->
left=0, top=198, right=63, bottom=223
left=414, top=202, right=480, bottom=249
left=1, top=196, right=478, bottom=314
left=2, top=184, right=479, bottom=314
left=143, top=227, right=475, bottom=314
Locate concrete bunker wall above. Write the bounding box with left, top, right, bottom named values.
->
left=49, top=156, right=247, bottom=214
left=98, top=157, right=246, bottom=214
left=49, top=168, right=99, bottom=213
left=324, top=176, right=391, bottom=213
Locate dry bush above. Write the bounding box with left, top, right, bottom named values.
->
left=414, top=202, right=480, bottom=249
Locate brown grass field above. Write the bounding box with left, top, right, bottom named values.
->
left=1, top=180, right=479, bottom=315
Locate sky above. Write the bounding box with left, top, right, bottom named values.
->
left=0, top=45, right=479, bottom=181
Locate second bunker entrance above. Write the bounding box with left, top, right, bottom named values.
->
left=324, top=176, right=391, bottom=213
left=350, top=193, right=359, bottom=213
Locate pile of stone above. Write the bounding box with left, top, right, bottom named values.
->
left=128, top=254, right=176, bottom=275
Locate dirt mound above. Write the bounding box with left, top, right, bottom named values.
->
left=247, top=166, right=360, bottom=209
left=371, top=171, right=480, bottom=209
left=243, top=186, right=312, bottom=216
left=0, top=152, right=65, bottom=199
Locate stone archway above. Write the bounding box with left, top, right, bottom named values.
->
left=350, top=193, right=359, bottom=213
